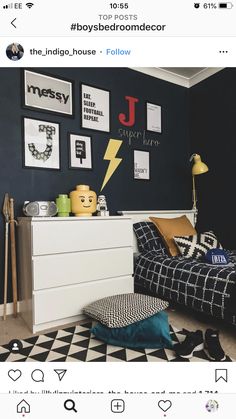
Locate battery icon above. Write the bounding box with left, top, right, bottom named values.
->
left=219, top=2, right=233, bottom=7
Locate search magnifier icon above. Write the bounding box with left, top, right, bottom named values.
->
left=64, top=399, right=77, bottom=413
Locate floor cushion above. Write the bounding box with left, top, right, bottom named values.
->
left=91, top=311, right=173, bottom=349
left=83, top=293, right=169, bottom=328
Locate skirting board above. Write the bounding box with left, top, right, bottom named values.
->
left=0, top=302, right=20, bottom=317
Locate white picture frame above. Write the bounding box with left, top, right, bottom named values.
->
left=134, top=150, right=150, bottom=180
left=23, top=70, right=74, bottom=116
left=81, top=83, right=110, bottom=132
left=23, top=117, right=60, bottom=170
left=69, top=134, right=93, bottom=170
left=146, top=102, right=162, bottom=133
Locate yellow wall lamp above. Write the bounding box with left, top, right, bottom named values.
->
left=190, top=154, right=209, bottom=222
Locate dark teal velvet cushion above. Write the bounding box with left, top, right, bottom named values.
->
left=91, top=311, right=173, bottom=349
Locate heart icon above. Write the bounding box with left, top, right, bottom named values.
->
left=158, top=400, right=172, bottom=412
left=8, top=369, right=22, bottom=381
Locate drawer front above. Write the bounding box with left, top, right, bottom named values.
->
left=33, top=247, right=133, bottom=290
left=34, top=275, right=134, bottom=325
left=32, top=219, right=132, bottom=255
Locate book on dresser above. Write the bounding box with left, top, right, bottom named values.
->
left=17, top=216, right=134, bottom=333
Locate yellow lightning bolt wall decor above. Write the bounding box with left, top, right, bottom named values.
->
left=101, top=139, right=123, bottom=191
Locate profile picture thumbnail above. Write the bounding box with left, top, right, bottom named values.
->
left=6, top=42, right=24, bottom=61
left=205, top=400, right=219, bottom=413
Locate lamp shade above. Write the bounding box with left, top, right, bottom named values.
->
left=191, top=154, right=209, bottom=175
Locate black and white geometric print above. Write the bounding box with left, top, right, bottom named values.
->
left=28, top=124, right=55, bottom=162
left=83, top=293, right=169, bottom=328
left=133, top=222, right=167, bottom=254
left=134, top=250, right=236, bottom=326
left=0, top=322, right=232, bottom=362
left=173, top=231, right=222, bottom=259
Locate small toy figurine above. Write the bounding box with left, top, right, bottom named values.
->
left=97, top=195, right=109, bottom=216
left=70, top=185, right=97, bottom=217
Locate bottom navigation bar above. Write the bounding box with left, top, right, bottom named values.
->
left=1, top=393, right=235, bottom=418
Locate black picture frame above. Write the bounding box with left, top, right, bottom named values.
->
left=133, top=149, right=150, bottom=180
left=22, top=69, right=75, bottom=117
left=22, top=116, right=61, bottom=170
left=146, top=101, right=162, bottom=133
left=68, top=133, right=93, bottom=170
left=80, top=82, right=111, bottom=133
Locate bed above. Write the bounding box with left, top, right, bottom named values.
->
left=119, top=210, right=236, bottom=326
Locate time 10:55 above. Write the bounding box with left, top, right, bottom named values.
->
left=109, top=3, right=129, bottom=9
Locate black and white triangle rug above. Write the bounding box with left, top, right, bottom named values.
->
left=0, top=322, right=233, bottom=362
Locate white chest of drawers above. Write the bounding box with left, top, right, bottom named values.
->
left=18, top=216, right=133, bottom=333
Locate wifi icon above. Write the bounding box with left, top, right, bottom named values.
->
left=26, top=2, right=34, bottom=8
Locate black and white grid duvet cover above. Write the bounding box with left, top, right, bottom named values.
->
left=134, top=250, right=236, bottom=326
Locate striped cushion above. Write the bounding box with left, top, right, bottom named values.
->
left=83, top=293, right=169, bottom=328
left=174, top=231, right=222, bottom=259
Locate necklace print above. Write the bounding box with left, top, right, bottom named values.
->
left=28, top=124, right=55, bottom=161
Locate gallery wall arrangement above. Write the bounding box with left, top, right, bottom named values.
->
left=0, top=66, right=193, bottom=304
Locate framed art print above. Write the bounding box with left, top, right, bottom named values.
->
left=23, top=117, right=60, bottom=170
left=23, top=70, right=74, bottom=116
left=69, top=134, right=93, bottom=170
left=81, top=83, right=110, bottom=132
left=134, top=149, right=150, bottom=180
left=146, top=102, right=162, bottom=133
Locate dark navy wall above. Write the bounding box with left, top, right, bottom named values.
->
left=190, top=68, right=236, bottom=249
left=0, top=67, right=191, bottom=303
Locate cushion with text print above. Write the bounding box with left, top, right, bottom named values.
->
left=205, top=248, right=229, bottom=265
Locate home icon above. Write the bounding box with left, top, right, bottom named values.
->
left=17, top=399, right=30, bottom=414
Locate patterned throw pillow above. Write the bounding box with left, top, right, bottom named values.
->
left=133, top=222, right=166, bottom=254
left=83, top=293, right=169, bottom=328
left=173, top=231, right=222, bottom=259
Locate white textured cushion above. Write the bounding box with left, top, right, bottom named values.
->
left=83, top=293, right=169, bottom=328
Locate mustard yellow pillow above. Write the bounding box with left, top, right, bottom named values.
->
left=149, top=216, right=196, bottom=256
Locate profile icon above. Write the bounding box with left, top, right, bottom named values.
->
left=8, top=339, right=23, bottom=354
left=6, top=42, right=24, bottom=61
left=205, top=400, right=219, bottom=413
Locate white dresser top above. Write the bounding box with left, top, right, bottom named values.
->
left=18, top=215, right=132, bottom=223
